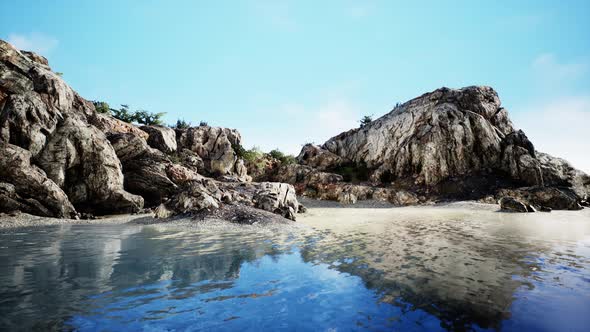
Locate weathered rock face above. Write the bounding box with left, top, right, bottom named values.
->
left=0, top=40, right=143, bottom=216
left=0, top=39, right=300, bottom=221
left=88, top=112, right=148, bottom=140
left=320, top=87, right=529, bottom=186
left=175, top=126, right=242, bottom=176
left=36, top=118, right=143, bottom=213
left=0, top=142, right=76, bottom=217
left=297, top=144, right=344, bottom=171
left=499, top=197, right=529, bottom=213
left=108, top=132, right=177, bottom=206
left=279, top=86, right=589, bottom=210
left=140, top=125, right=177, bottom=153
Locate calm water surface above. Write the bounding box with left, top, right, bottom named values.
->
left=1, top=205, right=589, bottom=331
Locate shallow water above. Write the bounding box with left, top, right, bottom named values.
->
left=1, top=204, right=589, bottom=331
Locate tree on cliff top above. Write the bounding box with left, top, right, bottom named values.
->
left=359, top=115, right=373, bottom=128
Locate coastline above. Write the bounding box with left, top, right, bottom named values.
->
left=4, top=198, right=585, bottom=231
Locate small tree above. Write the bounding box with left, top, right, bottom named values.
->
left=174, top=119, right=191, bottom=129
left=111, top=105, right=136, bottom=123
left=268, top=149, right=296, bottom=165
left=199, top=121, right=208, bottom=127
left=110, top=105, right=165, bottom=125
left=359, top=115, right=373, bottom=128
left=134, top=110, right=165, bottom=125
left=92, top=101, right=110, bottom=114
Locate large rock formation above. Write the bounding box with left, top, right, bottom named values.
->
left=269, top=86, right=589, bottom=210
left=0, top=39, right=298, bottom=221
left=0, top=39, right=144, bottom=216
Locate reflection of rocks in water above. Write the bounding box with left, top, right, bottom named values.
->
left=108, top=227, right=284, bottom=288
left=0, top=225, right=284, bottom=331
left=297, top=214, right=566, bottom=331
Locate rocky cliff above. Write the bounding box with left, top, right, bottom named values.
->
left=269, top=87, right=589, bottom=211
left=0, top=40, right=300, bottom=221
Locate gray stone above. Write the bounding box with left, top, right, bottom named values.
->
left=140, top=125, right=177, bottom=153
left=499, top=196, right=529, bottom=213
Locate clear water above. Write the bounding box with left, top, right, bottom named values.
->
left=1, top=206, right=589, bottom=331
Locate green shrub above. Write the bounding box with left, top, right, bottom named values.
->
left=110, top=104, right=166, bottom=125
left=359, top=115, right=373, bottom=128
left=173, top=119, right=191, bottom=129
left=242, top=146, right=264, bottom=162
left=92, top=101, right=110, bottom=114
left=111, top=105, right=136, bottom=123
left=199, top=121, right=208, bottom=127
left=268, top=149, right=296, bottom=165
left=134, top=110, right=165, bottom=125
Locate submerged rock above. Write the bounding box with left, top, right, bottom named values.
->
left=499, top=197, right=529, bottom=213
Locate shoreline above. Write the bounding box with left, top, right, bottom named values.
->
left=1, top=198, right=588, bottom=231
left=0, top=199, right=536, bottom=230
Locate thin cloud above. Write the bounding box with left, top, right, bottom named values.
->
left=512, top=95, right=590, bottom=173
left=242, top=98, right=362, bottom=155
left=6, top=32, right=58, bottom=55
left=253, top=0, right=297, bottom=31
left=531, top=53, right=589, bottom=92
left=346, top=3, right=374, bottom=19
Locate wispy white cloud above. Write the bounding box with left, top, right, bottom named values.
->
left=6, top=32, right=58, bottom=55
left=512, top=96, right=590, bottom=173
left=241, top=98, right=362, bottom=155
left=531, top=53, right=589, bottom=92
left=252, top=0, right=297, bottom=30
left=512, top=53, right=590, bottom=173
left=346, top=3, right=374, bottom=19
left=495, top=13, right=546, bottom=30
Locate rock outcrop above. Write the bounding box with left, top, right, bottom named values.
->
left=176, top=126, right=242, bottom=176
left=140, top=125, right=177, bottom=153
left=1, top=37, right=586, bottom=218
left=267, top=86, right=589, bottom=211
left=0, top=39, right=299, bottom=221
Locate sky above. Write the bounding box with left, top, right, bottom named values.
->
left=1, top=0, right=589, bottom=172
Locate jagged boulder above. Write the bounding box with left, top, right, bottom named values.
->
left=140, top=125, right=177, bottom=153
left=0, top=142, right=76, bottom=217
left=0, top=39, right=302, bottom=222
left=36, top=117, right=144, bottom=214
left=88, top=112, right=148, bottom=140
left=537, top=152, right=590, bottom=199
left=108, top=132, right=177, bottom=206
left=253, top=182, right=299, bottom=220
left=497, top=187, right=582, bottom=211
left=321, top=87, right=521, bottom=186
left=499, top=196, right=529, bottom=213
left=175, top=126, right=241, bottom=176
left=297, top=144, right=344, bottom=170
left=286, top=86, right=589, bottom=209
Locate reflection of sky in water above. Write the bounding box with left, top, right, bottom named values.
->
left=68, top=250, right=443, bottom=331
left=0, top=208, right=589, bottom=331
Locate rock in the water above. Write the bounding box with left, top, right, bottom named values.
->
left=253, top=182, right=299, bottom=220
left=499, top=196, right=529, bottom=213
left=140, top=125, right=177, bottom=153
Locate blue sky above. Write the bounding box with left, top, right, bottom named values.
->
left=1, top=0, right=589, bottom=171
